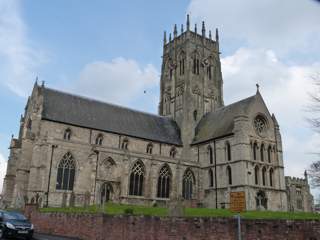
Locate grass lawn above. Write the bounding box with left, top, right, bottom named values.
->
left=39, top=203, right=320, bottom=220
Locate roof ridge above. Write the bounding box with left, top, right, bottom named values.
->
left=215, top=94, right=256, bottom=112
left=43, top=86, right=171, bottom=120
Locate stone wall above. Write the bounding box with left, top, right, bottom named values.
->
left=25, top=204, right=320, bottom=240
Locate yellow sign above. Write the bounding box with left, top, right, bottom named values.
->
left=230, top=191, right=246, bottom=212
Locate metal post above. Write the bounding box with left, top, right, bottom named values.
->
left=237, top=214, right=242, bottom=240
left=46, top=144, right=57, bottom=207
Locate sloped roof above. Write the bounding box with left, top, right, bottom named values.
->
left=41, top=87, right=182, bottom=145
left=192, top=95, right=257, bottom=144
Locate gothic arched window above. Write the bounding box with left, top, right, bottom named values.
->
left=226, top=142, right=231, bottom=161
left=56, top=152, right=76, bottom=191
left=253, top=142, right=258, bottom=160
left=179, top=53, right=185, bottom=76
left=170, top=147, right=177, bottom=158
left=269, top=168, right=274, bottom=187
left=164, top=94, right=171, bottom=114
left=193, top=55, right=200, bottom=75
left=227, top=166, right=232, bottom=185
left=260, top=144, right=265, bottom=162
left=95, top=134, right=103, bottom=145
left=121, top=138, right=129, bottom=150
left=146, top=143, right=153, bottom=154
left=176, top=87, right=183, bottom=108
left=254, top=166, right=259, bottom=185
left=129, top=161, right=145, bottom=196
left=157, top=165, right=171, bottom=198
left=63, top=129, right=71, bottom=141
left=267, top=146, right=272, bottom=163
left=182, top=169, right=195, bottom=200
left=262, top=167, right=266, bottom=186
left=209, top=169, right=214, bottom=187
left=208, top=145, right=213, bottom=164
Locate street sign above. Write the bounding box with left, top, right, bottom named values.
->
left=230, top=191, right=246, bottom=212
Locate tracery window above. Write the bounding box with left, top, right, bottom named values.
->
left=146, top=143, right=153, bottom=154
left=63, top=129, right=71, bottom=141
left=121, top=138, right=129, bottom=150
left=209, top=169, right=214, bottom=187
left=262, top=167, right=266, bottom=186
left=267, top=146, right=272, bottom=163
left=179, top=58, right=185, bottom=75
left=227, top=166, right=232, bottom=185
left=95, top=134, right=103, bottom=145
left=169, top=147, right=177, bottom=158
left=176, top=87, right=183, bottom=108
left=182, top=169, right=195, bottom=200
left=208, top=145, right=213, bottom=164
left=254, top=166, right=259, bottom=185
left=254, top=115, right=268, bottom=135
left=157, top=165, right=171, bottom=198
left=56, top=152, right=76, bottom=191
left=129, top=161, right=145, bottom=196
left=193, top=56, right=200, bottom=75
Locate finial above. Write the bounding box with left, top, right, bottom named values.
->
left=11, top=134, right=14, bottom=139
left=169, top=33, right=172, bottom=42
left=174, top=24, right=177, bottom=38
left=41, top=81, right=45, bottom=88
left=34, top=76, right=38, bottom=87
left=256, top=83, right=260, bottom=93
left=304, top=170, right=308, bottom=179
left=202, top=21, right=206, bottom=37
left=163, top=31, right=167, bottom=45
left=215, top=28, right=219, bottom=42
left=195, top=24, right=197, bottom=34
left=186, top=14, right=190, bottom=31
left=181, top=24, right=184, bottom=34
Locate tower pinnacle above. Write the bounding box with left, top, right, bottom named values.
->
left=215, top=28, right=219, bottom=42
left=174, top=24, right=177, bottom=38
left=163, top=31, right=167, bottom=45
left=202, top=21, right=206, bottom=37
left=186, top=14, right=190, bottom=31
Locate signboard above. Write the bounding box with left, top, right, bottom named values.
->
left=230, top=191, right=246, bottom=212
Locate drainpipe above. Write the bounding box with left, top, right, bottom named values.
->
left=46, top=144, right=57, bottom=207
left=213, top=140, right=218, bottom=209
left=93, top=150, right=99, bottom=203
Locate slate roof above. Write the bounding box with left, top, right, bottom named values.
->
left=41, top=87, right=182, bottom=145
left=192, top=95, right=257, bottom=144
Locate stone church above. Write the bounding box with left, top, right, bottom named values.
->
left=1, top=16, right=313, bottom=212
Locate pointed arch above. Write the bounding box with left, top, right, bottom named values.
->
left=262, top=166, right=267, bottom=186
left=170, top=147, right=177, bottom=158
left=63, top=128, right=71, bottom=141
left=178, top=50, right=186, bottom=76
left=192, top=51, right=200, bottom=75
left=226, top=142, right=231, bottom=161
left=95, top=134, right=103, bottom=145
left=129, top=160, right=145, bottom=196
left=121, top=138, right=129, bottom=150
left=56, top=152, right=76, bottom=190
left=254, top=166, right=259, bottom=185
left=157, top=164, right=172, bottom=198
left=182, top=169, right=195, bottom=200
left=269, top=168, right=274, bottom=187
left=100, top=182, right=113, bottom=204
left=253, top=142, right=258, bottom=160
left=146, top=143, right=153, bottom=154
left=260, top=143, right=265, bottom=162
left=208, top=145, right=213, bottom=164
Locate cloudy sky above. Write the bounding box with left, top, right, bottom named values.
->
left=0, top=0, right=320, bottom=197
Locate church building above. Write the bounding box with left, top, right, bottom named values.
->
left=1, top=16, right=313, bottom=212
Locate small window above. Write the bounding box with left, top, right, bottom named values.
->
left=260, top=144, right=265, bottom=162
left=227, top=166, right=232, bottom=185
left=254, top=166, right=259, bottom=185
left=64, top=129, right=71, bottom=141
left=226, top=142, right=231, bottom=161
left=253, top=142, right=258, bottom=160
left=95, top=134, right=103, bottom=145
left=262, top=167, right=266, bottom=186
left=170, top=147, right=176, bottom=158
left=209, top=169, right=214, bottom=187
left=208, top=146, right=213, bottom=164
left=269, top=168, right=274, bottom=187
left=121, top=138, right=129, bottom=150
left=146, top=143, right=153, bottom=154
left=267, top=146, right=272, bottom=163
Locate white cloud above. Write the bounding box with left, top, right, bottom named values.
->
left=0, top=0, right=47, bottom=97
left=0, top=152, right=7, bottom=193
left=188, top=0, right=320, bottom=56
left=221, top=47, right=320, bottom=182
left=69, top=57, right=159, bottom=110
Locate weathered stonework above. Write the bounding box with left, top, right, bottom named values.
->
left=1, top=16, right=313, bottom=212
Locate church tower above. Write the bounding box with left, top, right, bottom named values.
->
left=159, top=15, right=224, bottom=147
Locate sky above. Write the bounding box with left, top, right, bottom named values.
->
left=0, top=0, right=320, bottom=198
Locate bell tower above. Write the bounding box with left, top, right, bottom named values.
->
left=159, top=15, right=224, bottom=147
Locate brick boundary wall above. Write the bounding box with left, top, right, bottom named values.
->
left=24, top=204, right=320, bottom=240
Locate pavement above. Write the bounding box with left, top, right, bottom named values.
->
left=2, top=233, right=79, bottom=240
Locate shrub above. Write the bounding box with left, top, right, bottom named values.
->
left=124, top=208, right=134, bottom=215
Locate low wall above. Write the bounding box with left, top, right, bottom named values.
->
left=24, top=204, right=320, bottom=240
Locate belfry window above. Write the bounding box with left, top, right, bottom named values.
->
left=157, top=165, right=171, bottom=198
left=193, top=57, right=200, bottom=75
left=95, top=134, right=103, bottom=145
left=146, top=143, right=153, bottom=154
left=262, top=167, right=266, bottom=186
left=254, top=166, right=259, bottom=185
left=269, top=168, right=274, bottom=187
left=179, top=59, right=185, bottom=75
left=63, top=129, right=71, bottom=141
left=182, top=169, right=195, bottom=200
left=56, top=152, right=76, bottom=191
left=267, top=146, right=272, bottom=163
left=253, top=142, right=258, bottom=160
left=260, top=144, right=265, bottom=162
left=129, top=161, right=145, bottom=196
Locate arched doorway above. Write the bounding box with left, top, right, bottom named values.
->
left=100, top=182, right=113, bottom=204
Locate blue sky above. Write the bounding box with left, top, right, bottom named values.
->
left=1, top=0, right=320, bottom=197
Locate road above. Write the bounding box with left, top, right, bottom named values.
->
left=3, top=233, right=78, bottom=240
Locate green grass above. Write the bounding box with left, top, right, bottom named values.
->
left=39, top=203, right=320, bottom=220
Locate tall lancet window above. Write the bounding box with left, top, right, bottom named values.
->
left=157, top=165, right=171, bottom=198
left=56, top=152, right=76, bottom=191
left=129, top=161, right=145, bottom=196
left=182, top=169, right=195, bottom=200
